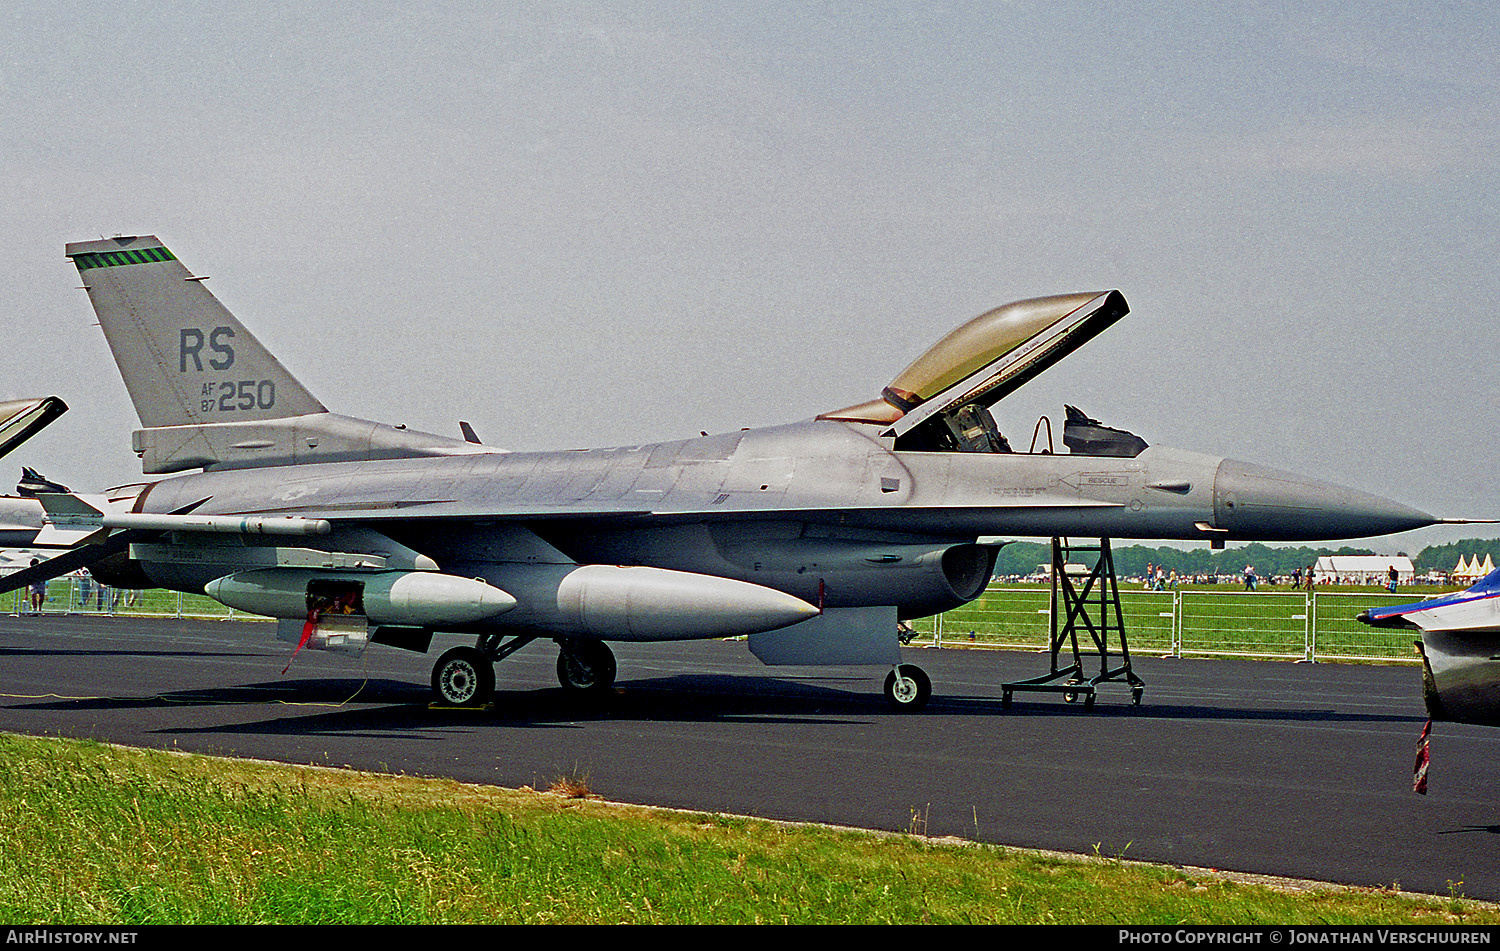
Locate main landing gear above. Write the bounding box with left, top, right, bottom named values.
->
left=428, top=633, right=618, bottom=706
left=431, top=646, right=495, bottom=707
left=555, top=639, right=617, bottom=696
left=430, top=634, right=917, bottom=711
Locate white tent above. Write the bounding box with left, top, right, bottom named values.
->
left=1313, top=555, right=1415, bottom=585
left=1454, top=555, right=1487, bottom=583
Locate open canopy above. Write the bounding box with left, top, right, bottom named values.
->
left=820, top=291, right=1129, bottom=448
left=0, top=397, right=66, bottom=462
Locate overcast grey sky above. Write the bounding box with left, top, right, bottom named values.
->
left=2, top=1, right=1497, bottom=554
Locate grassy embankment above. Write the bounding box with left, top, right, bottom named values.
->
left=0, top=732, right=1489, bottom=925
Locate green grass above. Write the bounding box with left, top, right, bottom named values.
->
left=7, top=581, right=239, bottom=620
left=909, top=584, right=1434, bottom=662
left=0, top=733, right=1491, bottom=925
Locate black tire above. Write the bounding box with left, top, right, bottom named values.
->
left=556, top=640, right=617, bottom=695
left=883, top=664, right=931, bottom=711
left=431, top=646, right=494, bottom=707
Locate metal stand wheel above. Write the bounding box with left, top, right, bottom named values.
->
left=1000, top=537, right=1144, bottom=711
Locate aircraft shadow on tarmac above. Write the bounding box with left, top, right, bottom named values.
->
left=0, top=645, right=259, bottom=660
left=1438, top=825, right=1500, bottom=837
left=29, top=668, right=1426, bottom=736
left=148, top=674, right=887, bottom=736
left=956, top=695, right=1424, bottom=725
left=11, top=677, right=425, bottom=713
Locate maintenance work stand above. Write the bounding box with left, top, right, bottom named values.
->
left=1001, top=536, right=1144, bottom=710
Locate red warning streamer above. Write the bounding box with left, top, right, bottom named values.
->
left=1412, top=719, right=1431, bottom=795
left=281, top=609, right=321, bottom=675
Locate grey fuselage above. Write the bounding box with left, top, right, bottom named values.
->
left=124, top=417, right=1434, bottom=631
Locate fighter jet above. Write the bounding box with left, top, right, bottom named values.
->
left=1360, top=571, right=1500, bottom=726
left=2, top=235, right=1443, bottom=709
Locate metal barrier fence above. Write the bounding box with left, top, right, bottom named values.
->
left=909, top=586, right=1423, bottom=664
left=5, top=576, right=1427, bottom=664
left=2, top=576, right=244, bottom=621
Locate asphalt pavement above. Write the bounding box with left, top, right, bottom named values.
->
left=1, top=613, right=1497, bottom=900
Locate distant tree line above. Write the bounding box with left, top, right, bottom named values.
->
left=1411, top=539, right=1500, bottom=574
left=992, top=538, right=1500, bottom=580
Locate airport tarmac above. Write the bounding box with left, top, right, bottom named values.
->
left=1, top=614, right=1497, bottom=900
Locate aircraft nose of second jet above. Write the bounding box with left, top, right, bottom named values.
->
left=1212, top=459, right=1435, bottom=541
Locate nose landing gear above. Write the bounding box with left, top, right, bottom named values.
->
left=884, top=663, right=931, bottom=710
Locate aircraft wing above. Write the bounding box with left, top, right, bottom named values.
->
left=1360, top=569, right=1500, bottom=725
left=1360, top=570, right=1500, bottom=633
left=0, top=532, right=142, bottom=596
left=0, top=496, right=221, bottom=597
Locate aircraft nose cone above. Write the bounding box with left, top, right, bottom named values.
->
left=1213, top=459, right=1435, bottom=541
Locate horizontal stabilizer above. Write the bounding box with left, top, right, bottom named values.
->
left=32, top=492, right=109, bottom=546
left=34, top=492, right=103, bottom=518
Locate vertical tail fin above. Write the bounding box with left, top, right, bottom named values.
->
left=65, top=235, right=325, bottom=428
left=66, top=235, right=485, bottom=473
